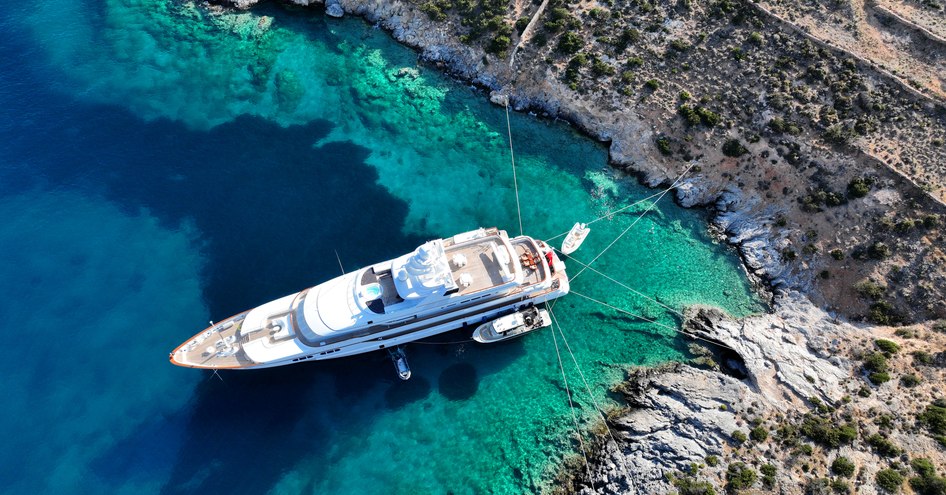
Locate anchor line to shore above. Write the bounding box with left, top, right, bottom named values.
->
left=504, top=98, right=524, bottom=236
left=544, top=188, right=671, bottom=244
left=569, top=163, right=696, bottom=282
left=549, top=307, right=596, bottom=491
left=561, top=253, right=685, bottom=318
left=568, top=289, right=738, bottom=353
left=547, top=306, right=635, bottom=492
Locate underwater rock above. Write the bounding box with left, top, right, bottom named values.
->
left=275, top=70, right=305, bottom=113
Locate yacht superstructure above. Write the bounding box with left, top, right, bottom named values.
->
left=170, top=227, right=568, bottom=370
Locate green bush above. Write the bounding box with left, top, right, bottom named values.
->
left=722, top=139, right=748, bottom=157
left=679, top=104, right=702, bottom=126
left=591, top=58, right=615, bottom=76
left=750, top=425, right=769, bottom=442
left=776, top=423, right=798, bottom=444
left=923, top=214, right=940, bottom=229
left=895, top=219, right=916, bottom=233
left=911, top=458, right=936, bottom=479
left=855, top=280, right=885, bottom=299
left=670, top=38, right=690, bottom=51
left=696, top=107, right=721, bottom=126
left=588, top=7, right=608, bottom=19
left=900, top=374, right=921, bottom=388
left=615, top=28, right=641, bottom=49
left=656, top=136, right=672, bottom=156
left=545, top=7, right=578, bottom=32
left=568, top=53, right=587, bottom=67
left=875, top=339, right=900, bottom=355
left=671, top=472, right=717, bottom=495
left=557, top=32, right=583, bottom=54
left=913, top=351, right=933, bottom=365
left=514, top=16, right=530, bottom=34
left=875, top=414, right=895, bottom=429
left=830, top=478, right=850, bottom=494
left=869, top=371, right=891, bottom=385
left=421, top=1, right=448, bottom=21
left=645, top=78, right=661, bottom=90
left=731, top=430, right=748, bottom=445
left=705, top=454, right=719, bottom=467
left=832, top=456, right=856, bottom=477
left=908, top=458, right=946, bottom=495
left=760, top=464, right=776, bottom=488
left=876, top=468, right=904, bottom=493
left=830, top=249, right=844, bottom=260
left=868, top=301, right=899, bottom=325
left=487, top=34, right=511, bottom=54
left=863, top=352, right=889, bottom=373
left=847, top=177, right=872, bottom=198
left=800, top=415, right=857, bottom=448
left=725, top=462, right=757, bottom=492
left=678, top=105, right=721, bottom=127
left=867, top=434, right=902, bottom=457
left=824, top=124, right=853, bottom=144
left=768, top=117, right=801, bottom=135
left=918, top=402, right=946, bottom=436
left=868, top=241, right=891, bottom=259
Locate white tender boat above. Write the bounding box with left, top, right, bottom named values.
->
left=170, top=227, right=569, bottom=370
left=561, top=222, right=590, bottom=255
left=472, top=306, right=551, bottom=343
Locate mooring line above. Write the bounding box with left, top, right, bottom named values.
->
left=504, top=98, right=524, bottom=236
left=547, top=307, right=635, bottom=492
left=570, top=163, right=695, bottom=282
left=549, top=312, right=596, bottom=491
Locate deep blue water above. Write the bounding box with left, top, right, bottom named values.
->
left=0, top=2, right=763, bottom=493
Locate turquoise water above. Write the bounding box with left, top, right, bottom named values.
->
left=1, top=1, right=764, bottom=493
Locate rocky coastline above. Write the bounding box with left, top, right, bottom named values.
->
left=219, top=0, right=946, bottom=492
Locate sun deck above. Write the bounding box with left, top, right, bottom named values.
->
left=444, top=238, right=516, bottom=295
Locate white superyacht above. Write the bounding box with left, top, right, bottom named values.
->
left=170, top=227, right=569, bottom=370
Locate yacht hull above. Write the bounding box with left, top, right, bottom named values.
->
left=169, top=228, right=569, bottom=370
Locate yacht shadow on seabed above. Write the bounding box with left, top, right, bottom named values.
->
left=155, top=352, right=397, bottom=495
left=156, top=335, right=523, bottom=493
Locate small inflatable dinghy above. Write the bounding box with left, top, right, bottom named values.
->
left=561, top=222, right=590, bottom=255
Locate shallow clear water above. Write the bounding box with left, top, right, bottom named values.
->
left=1, top=1, right=764, bottom=494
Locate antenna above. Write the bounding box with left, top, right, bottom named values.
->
left=334, top=249, right=346, bottom=275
